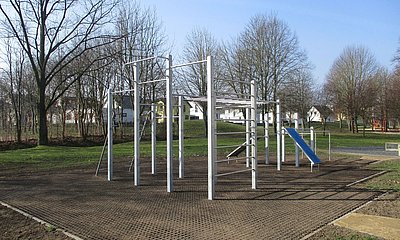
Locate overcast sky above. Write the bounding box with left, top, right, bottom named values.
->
left=138, top=0, right=399, bottom=85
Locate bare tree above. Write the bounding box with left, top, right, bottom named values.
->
left=280, top=69, right=314, bottom=128
left=113, top=1, right=167, bottom=138
left=239, top=14, right=309, bottom=131
left=2, top=37, right=26, bottom=142
left=0, top=0, right=117, bottom=145
left=324, top=45, right=379, bottom=133
left=393, top=38, right=400, bottom=69
left=180, top=28, right=220, bottom=132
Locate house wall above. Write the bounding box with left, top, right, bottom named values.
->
left=189, top=101, right=204, bottom=120
left=307, top=106, right=336, bottom=123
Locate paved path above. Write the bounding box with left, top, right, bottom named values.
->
left=333, top=146, right=399, bottom=157
left=0, top=157, right=383, bottom=239
left=335, top=213, right=400, bottom=240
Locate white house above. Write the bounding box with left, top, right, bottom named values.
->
left=307, top=105, right=336, bottom=122
left=187, top=101, right=301, bottom=125
left=188, top=101, right=205, bottom=120
left=218, top=108, right=275, bottom=124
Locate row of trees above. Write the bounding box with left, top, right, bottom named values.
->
left=1, top=1, right=397, bottom=144
left=180, top=14, right=314, bottom=131
left=323, top=45, right=400, bottom=133
left=0, top=0, right=168, bottom=143
left=0, top=0, right=315, bottom=145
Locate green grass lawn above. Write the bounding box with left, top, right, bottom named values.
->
left=0, top=120, right=399, bottom=192
left=364, top=159, right=400, bottom=192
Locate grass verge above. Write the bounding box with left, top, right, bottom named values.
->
left=364, top=159, right=400, bottom=192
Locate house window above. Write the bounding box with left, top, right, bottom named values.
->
left=195, top=105, right=198, bottom=112
left=122, top=113, right=127, bottom=118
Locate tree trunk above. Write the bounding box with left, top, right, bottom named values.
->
left=362, top=117, right=366, bottom=137
left=37, top=90, right=48, bottom=145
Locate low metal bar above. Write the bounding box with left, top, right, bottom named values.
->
left=215, top=131, right=250, bottom=135
left=257, top=100, right=280, bottom=104
left=112, top=89, right=135, bottom=94
left=140, top=103, right=157, bottom=106
left=124, top=56, right=158, bottom=65
left=138, top=78, right=166, bottom=85
left=216, top=118, right=254, bottom=122
left=171, top=59, right=207, bottom=69
left=155, top=116, right=179, bottom=119
left=215, top=143, right=253, bottom=149
left=216, top=168, right=252, bottom=177
left=216, top=78, right=251, bottom=85
left=216, top=156, right=250, bottom=163
left=215, top=91, right=252, bottom=97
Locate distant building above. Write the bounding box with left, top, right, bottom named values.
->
left=307, top=105, right=336, bottom=123
left=103, top=95, right=190, bottom=124
left=187, top=101, right=204, bottom=120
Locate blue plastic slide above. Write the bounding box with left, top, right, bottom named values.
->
left=285, top=128, right=321, bottom=164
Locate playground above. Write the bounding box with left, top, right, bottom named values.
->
left=1, top=55, right=399, bottom=239
left=0, top=155, right=391, bottom=240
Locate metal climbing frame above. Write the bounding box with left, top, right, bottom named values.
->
left=105, top=55, right=184, bottom=193
left=207, top=56, right=258, bottom=200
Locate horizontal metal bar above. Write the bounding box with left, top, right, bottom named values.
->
left=171, top=59, right=207, bottom=69
left=215, top=91, right=252, bottom=97
left=311, top=130, right=331, bottom=133
left=216, top=78, right=251, bottom=85
left=257, top=100, right=279, bottom=104
left=214, top=143, right=252, bottom=149
left=216, top=168, right=252, bottom=177
left=112, top=89, right=135, bottom=94
left=216, top=105, right=251, bottom=110
left=216, top=119, right=254, bottom=122
left=215, top=131, right=250, bottom=135
left=124, top=57, right=156, bottom=65
left=124, top=56, right=166, bottom=65
left=138, top=78, right=166, bottom=85
left=155, top=116, right=179, bottom=119
left=140, top=103, right=157, bottom=106
left=216, top=156, right=251, bottom=163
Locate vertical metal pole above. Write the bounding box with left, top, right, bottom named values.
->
left=207, top=55, right=216, bottom=200
left=295, top=113, right=300, bottom=167
left=276, top=99, right=281, bottom=171
left=328, top=132, right=331, bottom=161
left=282, top=128, right=285, bottom=163
left=166, top=55, right=173, bottom=192
left=246, top=108, right=250, bottom=167
left=178, top=96, right=184, bottom=178
left=315, top=131, right=317, bottom=153
left=310, top=126, right=315, bottom=152
left=133, top=63, right=140, bottom=186
left=151, top=104, right=157, bottom=174
left=107, top=88, right=113, bottom=181
left=265, top=120, right=269, bottom=164
left=250, top=79, right=257, bottom=189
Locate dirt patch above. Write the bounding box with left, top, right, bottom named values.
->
left=0, top=139, right=36, bottom=151
left=307, top=224, right=383, bottom=240
left=356, top=192, right=400, bottom=219
left=0, top=136, right=133, bottom=151
left=0, top=204, right=72, bottom=240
